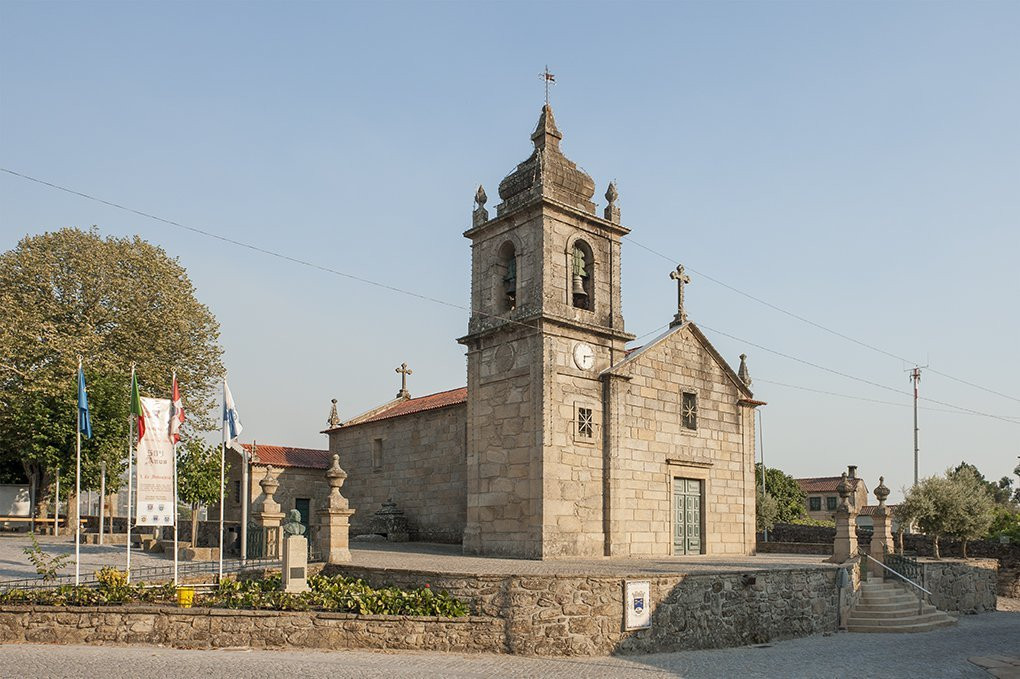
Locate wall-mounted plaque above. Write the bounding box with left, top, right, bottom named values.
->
left=625, top=580, right=651, bottom=630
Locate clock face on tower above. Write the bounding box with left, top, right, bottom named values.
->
left=572, top=342, right=595, bottom=371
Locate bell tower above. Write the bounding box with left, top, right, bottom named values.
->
left=458, top=104, right=635, bottom=558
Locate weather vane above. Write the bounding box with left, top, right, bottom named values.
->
left=539, top=66, right=556, bottom=105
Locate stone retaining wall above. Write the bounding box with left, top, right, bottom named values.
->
left=324, top=564, right=842, bottom=655
left=0, top=606, right=503, bottom=653
left=920, top=559, right=998, bottom=613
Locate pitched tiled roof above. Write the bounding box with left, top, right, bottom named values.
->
left=343, top=387, right=467, bottom=428
left=796, top=476, right=862, bottom=493
left=241, top=443, right=331, bottom=470
left=858, top=504, right=897, bottom=516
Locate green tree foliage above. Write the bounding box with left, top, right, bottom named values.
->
left=0, top=228, right=223, bottom=515
left=896, top=467, right=998, bottom=558
left=946, top=464, right=996, bottom=557
left=951, top=462, right=1015, bottom=506
left=177, top=437, right=226, bottom=545
left=755, top=464, right=806, bottom=523
left=756, top=489, right=779, bottom=533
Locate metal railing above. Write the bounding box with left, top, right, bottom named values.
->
left=864, top=553, right=930, bottom=615
left=885, top=553, right=921, bottom=582
left=0, top=556, right=283, bottom=591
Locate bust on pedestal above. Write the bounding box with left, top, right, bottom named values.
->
left=281, top=509, right=309, bottom=593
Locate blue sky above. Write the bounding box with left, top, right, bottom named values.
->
left=2, top=1, right=1018, bottom=501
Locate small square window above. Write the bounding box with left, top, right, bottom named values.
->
left=826, top=496, right=838, bottom=511
left=809, top=497, right=821, bottom=512
left=681, top=391, right=698, bottom=430
left=577, top=407, right=594, bottom=438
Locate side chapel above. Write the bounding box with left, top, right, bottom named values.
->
left=323, top=104, right=763, bottom=559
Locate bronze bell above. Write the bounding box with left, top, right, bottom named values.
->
left=572, top=273, right=587, bottom=298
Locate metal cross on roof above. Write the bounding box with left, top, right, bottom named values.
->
left=539, top=66, right=556, bottom=105
left=395, top=362, right=413, bottom=399
left=669, top=264, right=691, bottom=327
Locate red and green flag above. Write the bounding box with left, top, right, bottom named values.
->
left=130, top=369, right=145, bottom=441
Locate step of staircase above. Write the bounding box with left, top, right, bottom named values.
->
left=847, top=578, right=956, bottom=634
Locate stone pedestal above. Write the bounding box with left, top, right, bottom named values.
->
left=830, top=472, right=859, bottom=564
left=281, top=534, right=309, bottom=593
left=320, top=454, right=355, bottom=564
left=256, top=466, right=284, bottom=559
left=869, top=476, right=894, bottom=577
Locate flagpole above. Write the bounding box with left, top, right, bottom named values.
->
left=54, top=468, right=60, bottom=537
left=172, top=371, right=179, bottom=588
left=75, top=357, right=82, bottom=587
left=127, top=365, right=134, bottom=583
left=219, top=377, right=226, bottom=581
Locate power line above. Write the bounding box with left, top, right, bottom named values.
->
left=755, top=378, right=1020, bottom=420
left=3, top=168, right=1016, bottom=423
left=624, top=235, right=1020, bottom=405
left=699, top=322, right=1020, bottom=425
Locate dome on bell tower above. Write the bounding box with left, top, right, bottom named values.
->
left=496, top=104, right=596, bottom=216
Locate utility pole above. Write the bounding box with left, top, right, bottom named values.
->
left=909, top=366, right=922, bottom=487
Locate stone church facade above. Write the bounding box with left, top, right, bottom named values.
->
left=325, top=105, right=762, bottom=559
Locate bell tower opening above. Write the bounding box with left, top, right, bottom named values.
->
left=570, top=240, right=593, bottom=310
left=497, top=241, right=518, bottom=312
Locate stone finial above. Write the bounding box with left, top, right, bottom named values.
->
left=669, top=264, right=692, bottom=328
left=395, top=362, right=413, bottom=399
left=836, top=471, right=851, bottom=510
left=874, top=476, right=890, bottom=507
left=473, top=184, right=489, bottom=227
left=603, top=181, right=621, bottom=223
left=327, top=399, right=342, bottom=428
left=531, top=103, right=563, bottom=150
left=258, top=465, right=281, bottom=514
left=737, top=354, right=752, bottom=387
left=326, top=453, right=349, bottom=507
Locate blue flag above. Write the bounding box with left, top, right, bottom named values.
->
left=77, top=366, right=92, bottom=439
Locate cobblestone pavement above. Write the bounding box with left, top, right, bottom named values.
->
left=0, top=535, right=170, bottom=581
left=0, top=612, right=1016, bottom=678
left=344, top=541, right=835, bottom=576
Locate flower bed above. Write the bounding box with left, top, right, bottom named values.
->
left=0, top=567, right=469, bottom=617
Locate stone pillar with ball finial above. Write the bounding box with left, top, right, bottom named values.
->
left=256, top=465, right=285, bottom=559
left=830, top=471, right=859, bottom=563
left=869, top=476, right=894, bottom=576
left=319, top=454, right=355, bottom=564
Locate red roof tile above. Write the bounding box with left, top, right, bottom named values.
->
left=858, top=504, right=897, bottom=516
left=796, top=476, right=862, bottom=493
left=346, top=387, right=467, bottom=428
left=241, top=443, right=331, bottom=470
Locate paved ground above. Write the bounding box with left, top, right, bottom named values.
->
left=343, top=540, right=835, bottom=576
left=0, top=535, right=170, bottom=581
left=0, top=612, right=1017, bottom=678
left=0, top=535, right=834, bottom=582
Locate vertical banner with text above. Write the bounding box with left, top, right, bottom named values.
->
left=136, top=397, right=175, bottom=526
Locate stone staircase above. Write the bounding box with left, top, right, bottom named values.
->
left=847, top=579, right=956, bottom=633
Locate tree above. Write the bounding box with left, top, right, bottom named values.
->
left=0, top=228, right=223, bottom=520
left=946, top=464, right=997, bottom=556
left=756, top=489, right=779, bottom=533
left=755, top=464, right=806, bottom=524
left=897, top=476, right=962, bottom=559
left=177, top=437, right=226, bottom=546
left=951, top=462, right=1015, bottom=506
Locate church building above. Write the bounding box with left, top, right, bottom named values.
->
left=324, top=104, right=763, bottom=559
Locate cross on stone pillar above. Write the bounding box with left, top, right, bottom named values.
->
left=669, top=264, right=691, bottom=327
left=395, top=362, right=413, bottom=399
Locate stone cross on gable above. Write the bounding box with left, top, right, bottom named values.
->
left=395, top=362, right=413, bottom=399
left=669, top=264, right=691, bottom=327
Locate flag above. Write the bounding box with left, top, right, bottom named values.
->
left=170, top=374, right=185, bottom=444
left=77, top=365, right=92, bottom=439
left=223, top=379, right=243, bottom=443
left=130, top=369, right=145, bottom=441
